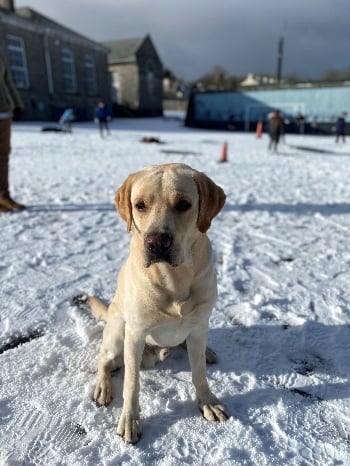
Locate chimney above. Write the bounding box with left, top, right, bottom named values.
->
left=0, top=0, right=15, bottom=12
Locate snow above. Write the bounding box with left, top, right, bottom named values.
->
left=1, top=117, right=350, bottom=465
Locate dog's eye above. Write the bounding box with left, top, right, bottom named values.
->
left=135, top=201, right=146, bottom=212
left=175, top=200, right=192, bottom=212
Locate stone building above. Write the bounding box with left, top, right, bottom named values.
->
left=104, top=35, right=163, bottom=116
left=0, top=0, right=111, bottom=121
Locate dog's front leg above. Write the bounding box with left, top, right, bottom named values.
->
left=187, top=329, right=229, bottom=422
left=117, top=326, right=145, bottom=444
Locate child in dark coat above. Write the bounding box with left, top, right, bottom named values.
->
left=94, top=101, right=111, bottom=138
left=268, top=109, right=284, bottom=152
left=335, top=112, right=347, bottom=143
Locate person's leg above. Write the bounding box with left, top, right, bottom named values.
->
left=99, top=121, right=104, bottom=137
left=0, top=119, right=25, bottom=211
left=105, top=120, right=110, bottom=135
left=268, top=135, right=273, bottom=150
left=275, top=133, right=280, bottom=152
left=0, top=118, right=11, bottom=198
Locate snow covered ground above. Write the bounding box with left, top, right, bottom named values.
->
left=1, top=117, right=350, bottom=465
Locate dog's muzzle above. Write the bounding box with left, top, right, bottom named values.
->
left=144, top=232, right=175, bottom=267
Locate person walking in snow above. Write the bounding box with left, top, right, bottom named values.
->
left=296, top=112, right=306, bottom=134
left=59, top=108, right=74, bottom=133
left=335, top=112, right=347, bottom=143
left=0, top=55, right=26, bottom=213
left=268, top=109, right=284, bottom=152
left=94, top=100, right=111, bottom=138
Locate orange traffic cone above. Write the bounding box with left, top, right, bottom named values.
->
left=218, top=141, right=228, bottom=163
left=256, top=121, right=263, bottom=138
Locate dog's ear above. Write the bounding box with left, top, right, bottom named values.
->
left=115, top=173, right=136, bottom=232
left=193, top=171, right=226, bottom=233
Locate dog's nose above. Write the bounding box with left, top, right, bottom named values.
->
left=145, top=232, right=173, bottom=255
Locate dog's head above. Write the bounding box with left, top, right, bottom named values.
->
left=115, top=163, right=226, bottom=267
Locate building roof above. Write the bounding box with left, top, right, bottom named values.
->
left=3, top=6, right=108, bottom=52
left=103, top=37, right=146, bottom=64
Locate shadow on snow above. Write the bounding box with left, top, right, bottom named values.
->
left=226, top=202, right=350, bottom=216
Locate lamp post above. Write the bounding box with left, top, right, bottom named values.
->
left=277, top=36, right=284, bottom=84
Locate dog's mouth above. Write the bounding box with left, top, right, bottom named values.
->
left=144, top=251, right=178, bottom=268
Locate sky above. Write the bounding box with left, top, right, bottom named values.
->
left=15, top=0, right=350, bottom=81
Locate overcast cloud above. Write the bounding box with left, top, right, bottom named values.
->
left=15, top=0, right=350, bottom=81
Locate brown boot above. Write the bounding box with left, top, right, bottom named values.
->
left=0, top=194, right=26, bottom=211
left=0, top=205, right=11, bottom=213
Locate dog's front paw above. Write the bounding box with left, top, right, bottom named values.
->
left=117, top=411, right=141, bottom=444
left=93, top=376, right=113, bottom=406
left=198, top=393, right=229, bottom=422
left=200, top=403, right=229, bottom=422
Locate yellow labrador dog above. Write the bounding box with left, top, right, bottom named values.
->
left=83, top=163, right=228, bottom=443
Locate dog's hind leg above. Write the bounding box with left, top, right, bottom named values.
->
left=141, top=345, right=170, bottom=368
left=93, top=316, right=125, bottom=406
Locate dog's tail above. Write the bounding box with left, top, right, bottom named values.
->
left=72, top=294, right=109, bottom=322
left=87, top=295, right=109, bottom=322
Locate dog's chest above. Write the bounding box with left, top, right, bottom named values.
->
left=146, top=298, right=202, bottom=347
left=164, top=298, right=191, bottom=319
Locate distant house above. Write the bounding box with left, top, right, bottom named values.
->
left=0, top=0, right=111, bottom=121
left=163, top=73, right=190, bottom=100
left=104, top=35, right=163, bottom=116
left=241, top=73, right=278, bottom=87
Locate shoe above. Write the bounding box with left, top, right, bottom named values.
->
left=0, top=194, right=26, bottom=211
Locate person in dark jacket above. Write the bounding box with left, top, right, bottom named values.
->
left=296, top=112, right=305, bottom=134
left=0, top=55, right=25, bottom=213
left=268, top=109, right=284, bottom=152
left=94, top=101, right=111, bottom=138
left=335, top=112, right=347, bottom=143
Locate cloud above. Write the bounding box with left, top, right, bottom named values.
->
left=15, top=0, right=350, bottom=81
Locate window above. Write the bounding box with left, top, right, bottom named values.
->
left=6, top=35, right=29, bottom=88
left=61, top=48, right=76, bottom=93
left=112, top=71, right=120, bottom=103
left=84, top=55, right=97, bottom=95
